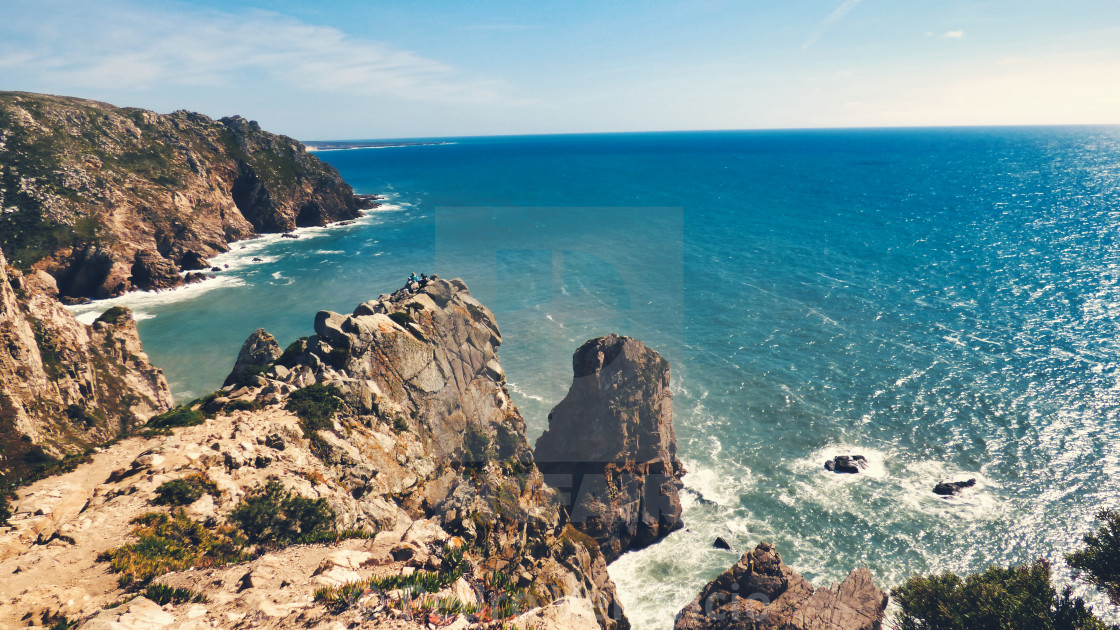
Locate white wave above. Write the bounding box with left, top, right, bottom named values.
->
left=271, top=271, right=284, bottom=280
left=798, top=444, right=890, bottom=481
left=313, top=250, right=343, bottom=255
left=506, top=380, right=548, bottom=404
left=680, top=457, right=749, bottom=507
left=68, top=275, right=246, bottom=325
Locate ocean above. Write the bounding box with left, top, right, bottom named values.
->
left=71, top=128, right=1120, bottom=628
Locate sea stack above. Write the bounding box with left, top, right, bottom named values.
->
left=535, top=333, right=685, bottom=563
left=674, top=543, right=888, bottom=630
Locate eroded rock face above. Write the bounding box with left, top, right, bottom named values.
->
left=0, top=92, right=375, bottom=298
left=535, top=334, right=684, bottom=563
left=0, top=248, right=173, bottom=473
left=674, top=543, right=888, bottom=630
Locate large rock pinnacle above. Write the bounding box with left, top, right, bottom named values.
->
left=535, top=333, right=685, bottom=563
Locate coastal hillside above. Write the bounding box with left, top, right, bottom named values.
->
left=0, top=91, right=373, bottom=299
left=0, top=278, right=629, bottom=629
left=0, top=247, right=172, bottom=481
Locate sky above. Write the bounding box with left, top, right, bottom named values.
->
left=2, top=0, right=1120, bottom=139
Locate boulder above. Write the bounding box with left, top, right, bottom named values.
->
left=130, top=249, right=183, bottom=291
left=223, top=328, right=282, bottom=386
left=824, top=455, right=868, bottom=474
left=933, top=478, right=976, bottom=496
left=674, top=543, right=887, bottom=630
left=714, top=537, right=732, bottom=550
left=535, top=334, right=684, bottom=563
left=514, top=596, right=601, bottom=630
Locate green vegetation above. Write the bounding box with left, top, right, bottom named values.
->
left=313, top=547, right=468, bottom=613
left=39, top=610, right=78, bottom=630
left=559, top=524, right=601, bottom=561
left=99, top=509, right=251, bottom=588
left=152, top=474, right=219, bottom=506
left=143, top=583, right=208, bottom=605
left=1067, top=510, right=1120, bottom=606
left=462, top=425, right=493, bottom=463
left=230, top=478, right=343, bottom=547
left=285, top=384, right=343, bottom=457
left=94, top=306, right=131, bottom=325
left=891, top=560, right=1115, bottom=630
left=65, top=404, right=102, bottom=428
left=146, top=406, right=205, bottom=430
left=276, top=337, right=307, bottom=367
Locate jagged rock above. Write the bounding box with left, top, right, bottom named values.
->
left=674, top=543, right=887, bottom=630
left=714, top=537, right=732, bottom=550
left=824, top=455, right=868, bottom=474
left=0, top=248, right=172, bottom=471
left=933, top=478, right=976, bottom=496
left=223, top=328, right=283, bottom=386
left=0, top=91, right=368, bottom=299
left=177, top=250, right=209, bottom=271
left=129, top=249, right=183, bottom=292
left=514, top=596, right=601, bottom=630
left=535, top=334, right=684, bottom=563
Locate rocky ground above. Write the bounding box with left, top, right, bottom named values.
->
left=0, top=278, right=627, bottom=629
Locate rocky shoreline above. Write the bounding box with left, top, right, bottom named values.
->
left=0, top=91, right=376, bottom=301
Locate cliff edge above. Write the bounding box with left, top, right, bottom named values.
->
left=0, top=247, right=172, bottom=481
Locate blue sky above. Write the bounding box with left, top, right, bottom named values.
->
left=2, top=0, right=1119, bottom=139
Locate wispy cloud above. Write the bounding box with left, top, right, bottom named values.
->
left=942, top=30, right=965, bottom=39
left=0, top=1, right=506, bottom=103
left=802, top=0, right=864, bottom=51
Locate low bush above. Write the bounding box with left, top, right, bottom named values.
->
left=152, top=474, right=219, bottom=506
left=276, top=337, right=307, bottom=367
left=285, top=384, right=342, bottom=433
left=891, top=559, right=1114, bottom=630
left=1067, top=509, right=1120, bottom=606
left=230, top=479, right=335, bottom=547
left=143, top=583, right=208, bottom=605
left=99, top=509, right=250, bottom=587
left=147, top=406, right=205, bottom=430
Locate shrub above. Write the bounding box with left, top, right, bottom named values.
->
left=285, top=384, right=342, bottom=433
left=1067, top=509, right=1120, bottom=606
left=463, top=425, right=493, bottom=463
left=95, top=306, right=130, bottom=325
left=152, top=474, right=219, bottom=506
left=147, top=406, right=205, bottom=430
left=99, top=509, right=249, bottom=587
left=65, top=404, right=100, bottom=428
left=276, top=337, right=307, bottom=367
left=891, top=559, right=1114, bottom=630
left=143, top=583, right=208, bottom=605
left=230, top=479, right=335, bottom=547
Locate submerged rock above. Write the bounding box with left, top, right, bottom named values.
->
left=535, top=334, right=685, bottom=563
left=933, top=478, right=976, bottom=496
left=674, top=543, right=887, bottom=630
left=825, top=455, right=868, bottom=474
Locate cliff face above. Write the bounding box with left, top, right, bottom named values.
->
left=674, top=543, right=888, bottom=630
left=534, top=334, right=685, bottom=563
left=0, top=248, right=172, bottom=479
left=0, top=91, right=373, bottom=299
left=0, top=278, right=628, bottom=630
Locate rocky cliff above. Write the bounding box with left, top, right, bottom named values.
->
left=0, top=247, right=172, bottom=482
left=535, top=334, right=685, bottom=563
left=0, top=278, right=628, bottom=630
left=674, top=543, right=888, bottom=630
left=0, top=91, right=374, bottom=299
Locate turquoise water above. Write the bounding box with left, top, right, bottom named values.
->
left=72, top=128, right=1120, bottom=627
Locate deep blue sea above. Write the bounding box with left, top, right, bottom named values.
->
left=72, top=128, right=1120, bottom=628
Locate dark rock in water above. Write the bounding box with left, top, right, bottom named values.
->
left=280, top=232, right=299, bottom=239
left=210, top=266, right=222, bottom=272
left=130, top=249, right=183, bottom=291
left=825, top=454, right=868, bottom=474
left=674, top=542, right=888, bottom=630
left=177, top=250, right=209, bottom=271
left=252, top=257, right=263, bottom=262
left=933, top=478, right=976, bottom=496
left=223, top=328, right=282, bottom=387
left=535, top=333, right=684, bottom=564
left=713, top=537, right=732, bottom=550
